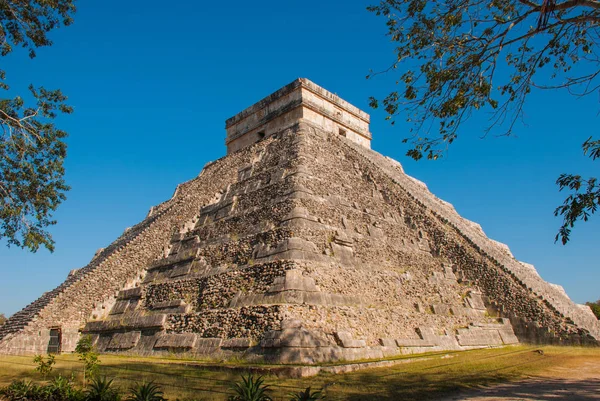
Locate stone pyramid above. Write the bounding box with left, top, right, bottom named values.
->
left=1, top=79, right=598, bottom=364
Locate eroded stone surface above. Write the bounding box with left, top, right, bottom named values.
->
left=1, top=79, right=597, bottom=364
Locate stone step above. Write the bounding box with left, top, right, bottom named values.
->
left=1, top=205, right=171, bottom=341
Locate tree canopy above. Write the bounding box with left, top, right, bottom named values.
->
left=0, top=312, right=6, bottom=326
left=368, top=0, right=599, bottom=159
left=554, top=137, right=600, bottom=244
left=586, top=299, right=600, bottom=319
left=0, top=0, right=76, bottom=252
left=368, top=0, right=599, bottom=243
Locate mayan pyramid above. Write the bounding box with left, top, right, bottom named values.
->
left=1, top=79, right=598, bottom=364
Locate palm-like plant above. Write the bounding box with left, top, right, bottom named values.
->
left=85, top=377, right=121, bottom=401
left=127, top=382, right=166, bottom=401
left=228, top=374, right=272, bottom=401
left=0, top=380, right=39, bottom=401
left=47, top=375, right=84, bottom=401
left=289, top=387, right=324, bottom=401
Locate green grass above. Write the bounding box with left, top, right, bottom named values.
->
left=1, top=345, right=599, bottom=400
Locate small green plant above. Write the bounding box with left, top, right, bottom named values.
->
left=85, top=377, right=121, bottom=401
left=0, top=380, right=41, bottom=401
left=47, top=375, right=85, bottom=401
left=289, top=387, right=325, bottom=401
left=326, top=233, right=335, bottom=244
left=76, top=335, right=101, bottom=383
left=228, top=374, right=272, bottom=401
left=33, top=354, right=56, bottom=379
left=127, top=382, right=166, bottom=401
left=0, top=376, right=86, bottom=401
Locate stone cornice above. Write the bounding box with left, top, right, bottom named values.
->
left=225, top=78, right=370, bottom=129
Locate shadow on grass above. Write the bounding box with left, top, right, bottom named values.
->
left=333, top=370, right=518, bottom=401
left=435, top=378, right=600, bottom=401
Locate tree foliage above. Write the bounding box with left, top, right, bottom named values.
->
left=367, top=0, right=600, bottom=160
left=586, top=299, right=600, bottom=319
left=554, top=137, right=600, bottom=244
left=0, top=0, right=76, bottom=252
left=75, top=335, right=100, bottom=382
left=0, top=312, right=6, bottom=325
left=33, top=354, right=56, bottom=379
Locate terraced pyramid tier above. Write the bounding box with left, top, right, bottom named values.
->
left=1, top=79, right=597, bottom=364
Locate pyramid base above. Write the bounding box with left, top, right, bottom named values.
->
left=82, top=317, right=520, bottom=366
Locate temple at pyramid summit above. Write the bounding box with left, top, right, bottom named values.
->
left=1, top=78, right=598, bottom=364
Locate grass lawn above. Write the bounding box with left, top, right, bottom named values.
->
left=1, top=345, right=599, bottom=400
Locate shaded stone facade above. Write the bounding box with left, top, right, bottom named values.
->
left=225, top=78, right=371, bottom=154
left=1, top=79, right=597, bottom=364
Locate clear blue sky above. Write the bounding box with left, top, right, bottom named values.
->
left=0, top=0, right=598, bottom=316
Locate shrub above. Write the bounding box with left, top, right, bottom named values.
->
left=228, top=374, right=272, bottom=401
left=0, top=380, right=42, bottom=401
left=47, top=375, right=85, bottom=401
left=0, top=377, right=86, bottom=401
left=85, top=377, right=121, bottom=401
left=33, top=354, right=56, bottom=379
left=586, top=301, right=600, bottom=319
left=289, top=387, right=325, bottom=401
left=76, top=335, right=100, bottom=382
left=126, top=382, right=166, bottom=401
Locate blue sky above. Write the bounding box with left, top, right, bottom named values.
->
left=0, top=0, right=598, bottom=316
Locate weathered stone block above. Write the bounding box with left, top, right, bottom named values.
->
left=261, top=338, right=282, bottom=348
left=466, top=292, right=486, bottom=310
left=417, top=327, right=437, bottom=341
left=281, top=319, right=303, bottom=329
left=457, top=329, right=503, bottom=346
left=222, top=338, right=252, bottom=348
left=395, top=338, right=435, bottom=347
left=128, top=314, right=167, bottom=330
left=149, top=248, right=200, bottom=270
left=170, top=263, right=192, bottom=278
left=335, top=331, right=366, bottom=348
left=278, top=329, right=331, bottom=348
left=107, top=332, right=141, bottom=350
left=284, top=270, right=304, bottom=291
left=432, top=304, right=451, bottom=315
left=196, top=338, right=223, bottom=348
left=450, top=306, right=483, bottom=317
left=287, top=238, right=318, bottom=253
left=152, top=300, right=189, bottom=313
left=498, top=329, right=519, bottom=344
left=443, top=265, right=457, bottom=280
left=331, top=243, right=354, bottom=265
left=84, top=320, right=120, bottom=332
left=154, top=333, right=196, bottom=349
left=118, top=287, right=142, bottom=300
left=110, top=300, right=130, bottom=315
left=379, top=338, right=396, bottom=347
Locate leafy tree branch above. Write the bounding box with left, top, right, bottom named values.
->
left=554, top=136, right=599, bottom=244
left=0, top=0, right=76, bottom=252
left=367, top=0, right=599, bottom=160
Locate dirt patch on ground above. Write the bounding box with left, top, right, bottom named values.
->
left=438, top=353, right=600, bottom=400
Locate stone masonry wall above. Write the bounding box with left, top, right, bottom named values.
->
left=0, top=134, right=286, bottom=354
left=332, top=123, right=599, bottom=342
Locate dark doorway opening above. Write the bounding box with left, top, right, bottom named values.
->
left=47, top=328, right=61, bottom=354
